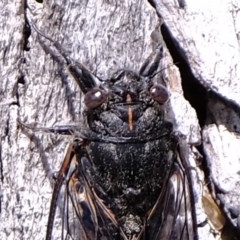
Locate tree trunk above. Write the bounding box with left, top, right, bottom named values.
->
left=1, top=0, right=239, bottom=239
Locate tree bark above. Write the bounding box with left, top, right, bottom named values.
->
left=151, top=1, right=240, bottom=239
left=1, top=0, right=240, bottom=239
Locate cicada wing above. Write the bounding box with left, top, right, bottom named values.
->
left=142, top=154, right=197, bottom=240
left=45, top=152, right=89, bottom=239
left=45, top=143, right=78, bottom=240
left=61, top=166, right=98, bottom=240
left=47, top=148, right=126, bottom=240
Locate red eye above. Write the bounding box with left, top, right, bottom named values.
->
left=84, top=87, right=108, bottom=109
left=150, top=84, right=169, bottom=104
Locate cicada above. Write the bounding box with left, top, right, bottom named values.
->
left=31, top=24, right=198, bottom=240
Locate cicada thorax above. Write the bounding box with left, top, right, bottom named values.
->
left=80, top=70, right=176, bottom=237
left=87, top=137, right=175, bottom=206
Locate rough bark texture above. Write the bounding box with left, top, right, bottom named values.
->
left=1, top=0, right=240, bottom=239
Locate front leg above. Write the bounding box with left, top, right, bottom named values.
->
left=18, top=119, right=79, bottom=135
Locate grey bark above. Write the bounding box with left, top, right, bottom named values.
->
left=151, top=1, right=240, bottom=239
left=0, top=0, right=239, bottom=239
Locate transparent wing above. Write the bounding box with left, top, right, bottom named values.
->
left=141, top=151, right=197, bottom=240
left=46, top=143, right=126, bottom=240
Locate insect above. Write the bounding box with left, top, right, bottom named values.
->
left=29, top=23, right=198, bottom=240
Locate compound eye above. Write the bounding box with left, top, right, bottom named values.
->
left=84, top=87, right=108, bottom=109
left=150, top=84, right=169, bottom=104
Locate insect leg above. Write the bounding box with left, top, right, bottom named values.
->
left=18, top=119, right=78, bottom=135
left=29, top=19, right=101, bottom=93
left=139, top=45, right=163, bottom=77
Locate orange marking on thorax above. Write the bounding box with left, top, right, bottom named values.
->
left=126, top=94, right=133, bottom=130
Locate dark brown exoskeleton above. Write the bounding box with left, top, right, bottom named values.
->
left=30, top=24, right=198, bottom=240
